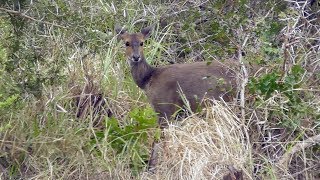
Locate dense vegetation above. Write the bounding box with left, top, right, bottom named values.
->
left=0, top=0, right=319, bottom=179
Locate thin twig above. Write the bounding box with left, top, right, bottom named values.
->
left=0, top=7, right=67, bottom=29
left=281, top=27, right=290, bottom=80
left=291, top=164, right=319, bottom=178
left=277, top=134, right=320, bottom=169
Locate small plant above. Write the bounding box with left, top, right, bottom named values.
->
left=91, top=107, right=159, bottom=174
left=0, top=94, right=19, bottom=109
left=248, top=64, right=319, bottom=129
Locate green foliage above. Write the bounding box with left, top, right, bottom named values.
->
left=0, top=94, right=19, bottom=109
left=249, top=65, right=305, bottom=99
left=249, top=65, right=319, bottom=129
left=0, top=42, right=20, bottom=118
left=249, top=72, right=281, bottom=99
left=92, top=107, right=158, bottom=173
left=0, top=0, right=116, bottom=99
left=0, top=16, right=61, bottom=97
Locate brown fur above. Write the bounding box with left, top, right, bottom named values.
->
left=145, top=61, right=237, bottom=124
left=116, top=26, right=238, bottom=128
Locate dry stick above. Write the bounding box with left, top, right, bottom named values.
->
left=226, top=33, right=249, bottom=123
left=281, top=27, right=290, bottom=81
left=0, top=7, right=67, bottom=29
left=238, top=35, right=249, bottom=123
left=277, top=134, right=320, bottom=170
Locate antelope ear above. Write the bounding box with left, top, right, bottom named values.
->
left=115, top=26, right=127, bottom=40
left=141, top=26, right=152, bottom=39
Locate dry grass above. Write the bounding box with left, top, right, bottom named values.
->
left=141, top=101, right=251, bottom=179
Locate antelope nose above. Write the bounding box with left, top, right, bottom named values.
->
left=132, top=55, right=140, bottom=62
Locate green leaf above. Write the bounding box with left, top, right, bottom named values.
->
left=0, top=94, right=19, bottom=109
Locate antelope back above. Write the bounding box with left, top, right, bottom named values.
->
left=144, top=60, right=238, bottom=122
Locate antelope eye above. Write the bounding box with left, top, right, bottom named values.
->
left=140, top=42, right=143, bottom=46
left=125, top=42, right=130, bottom=46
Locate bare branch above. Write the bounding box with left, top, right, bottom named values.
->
left=0, top=7, right=67, bottom=29
left=239, top=35, right=249, bottom=123
left=277, top=134, right=320, bottom=170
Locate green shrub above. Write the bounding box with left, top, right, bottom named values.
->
left=90, top=107, right=159, bottom=174
left=249, top=65, right=319, bottom=129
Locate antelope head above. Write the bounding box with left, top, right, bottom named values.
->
left=115, top=26, right=152, bottom=65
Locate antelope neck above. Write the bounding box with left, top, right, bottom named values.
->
left=130, top=57, right=155, bottom=89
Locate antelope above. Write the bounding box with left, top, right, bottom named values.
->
left=115, top=26, right=238, bottom=170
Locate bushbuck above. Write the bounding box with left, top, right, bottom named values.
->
left=116, top=26, right=238, bottom=127
left=116, top=26, right=239, bottom=171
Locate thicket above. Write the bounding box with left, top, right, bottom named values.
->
left=0, top=0, right=319, bottom=179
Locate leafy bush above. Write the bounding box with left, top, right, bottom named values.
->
left=249, top=64, right=319, bottom=129
left=90, top=107, right=158, bottom=173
